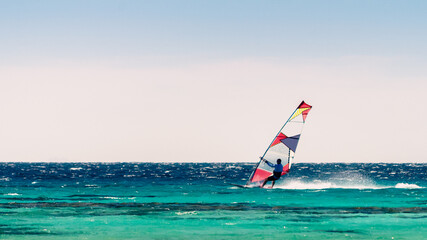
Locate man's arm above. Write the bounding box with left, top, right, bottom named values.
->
left=260, top=157, right=275, bottom=168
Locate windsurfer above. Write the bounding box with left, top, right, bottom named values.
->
left=260, top=158, right=283, bottom=188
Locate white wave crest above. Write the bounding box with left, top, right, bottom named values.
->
left=175, top=211, right=197, bottom=215
left=394, top=183, right=423, bottom=189
left=275, top=180, right=382, bottom=190
left=102, top=197, right=120, bottom=200
left=274, top=180, right=424, bottom=190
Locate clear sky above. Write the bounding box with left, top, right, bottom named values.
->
left=1, top=1, right=426, bottom=163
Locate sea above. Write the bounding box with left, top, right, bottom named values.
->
left=0, top=162, right=425, bottom=240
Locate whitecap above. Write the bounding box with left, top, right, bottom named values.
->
left=275, top=180, right=384, bottom=190
left=274, top=180, right=425, bottom=190
left=102, top=197, right=120, bottom=200
left=394, top=183, right=423, bottom=189
left=175, top=211, right=196, bottom=215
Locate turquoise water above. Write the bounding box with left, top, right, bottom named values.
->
left=0, top=163, right=425, bottom=239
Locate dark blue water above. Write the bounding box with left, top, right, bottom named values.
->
left=0, top=163, right=426, bottom=239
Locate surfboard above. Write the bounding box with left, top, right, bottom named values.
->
left=229, top=183, right=274, bottom=189
left=229, top=183, right=250, bottom=188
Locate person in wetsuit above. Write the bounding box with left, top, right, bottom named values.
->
left=261, top=158, right=283, bottom=188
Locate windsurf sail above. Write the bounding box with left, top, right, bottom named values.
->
left=246, top=101, right=312, bottom=186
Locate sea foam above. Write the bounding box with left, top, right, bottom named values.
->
left=275, top=180, right=424, bottom=190
left=394, top=183, right=423, bottom=189
left=275, top=180, right=382, bottom=189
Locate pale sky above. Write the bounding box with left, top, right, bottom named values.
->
left=1, top=1, right=426, bottom=163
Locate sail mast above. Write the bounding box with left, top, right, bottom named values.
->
left=246, top=104, right=300, bottom=185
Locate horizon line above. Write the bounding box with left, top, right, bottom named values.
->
left=0, top=161, right=425, bottom=164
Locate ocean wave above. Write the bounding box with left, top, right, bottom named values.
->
left=102, top=197, right=121, bottom=200
left=175, top=211, right=197, bottom=215
left=1, top=202, right=425, bottom=214
left=394, top=183, right=423, bottom=189
left=274, top=180, right=381, bottom=189
left=275, top=180, right=424, bottom=190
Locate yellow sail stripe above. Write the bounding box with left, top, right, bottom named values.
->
left=289, top=107, right=310, bottom=121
